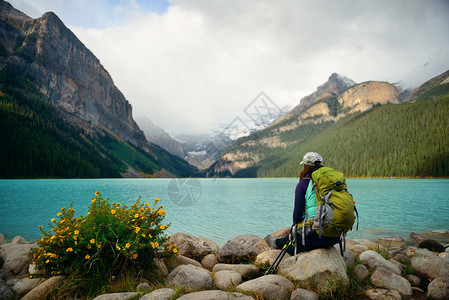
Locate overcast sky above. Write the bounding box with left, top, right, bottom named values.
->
left=9, top=0, right=449, bottom=135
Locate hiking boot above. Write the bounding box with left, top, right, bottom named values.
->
left=264, top=235, right=278, bottom=249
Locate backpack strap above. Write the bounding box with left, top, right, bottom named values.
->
left=354, top=205, right=359, bottom=231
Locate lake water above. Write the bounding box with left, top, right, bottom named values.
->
left=0, top=178, right=448, bottom=245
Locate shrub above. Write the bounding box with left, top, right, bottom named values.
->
left=30, top=192, right=178, bottom=282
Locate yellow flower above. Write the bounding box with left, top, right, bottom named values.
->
left=155, top=242, right=159, bottom=247
left=145, top=202, right=150, bottom=206
left=85, top=254, right=90, bottom=260
left=38, top=225, right=43, bottom=229
left=91, top=198, right=95, bottom=203
left=74, top=241, right=78, bottom=245
left=87, top=244, right=92, bottom=249
left=95, top=191, right=100, bottom=196
left=74, top=230, right=79, bottom=235
left=142, top=233, right=146, bottom=238
left=46, top=259, right=50, bottom=263
left=173, top=248, right=178, bottom=253
left=111, top=209, right=116, bottom=214
left=133, top=253, right=138, bottom=259
left=117, top=202, right=121, bottom=206
left=116, top=245, right=121, bottom=250
left=134, top=213, right=139, bottom=218
left=57, top=213, right=62, bottom=216
left=87, top=212, right=91, bottom=215
left=155, top=198, right=160, bottom=202
left=66, top=248, right=73, bottom=252
left=159, top=225, right=166, bottom=230
left=90, top=239, right=95, bottom=244
left=134, top=227, right=140, bottom=234
left=150, top=242, right=155, bottom=249
left=125, top=243, right=131, bottom=249
left=50, top=218, right=55, bottom=222
left=97, top=243, right=101, bottom=249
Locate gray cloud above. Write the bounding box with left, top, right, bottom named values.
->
left=9, top=0, right=449, bottom=134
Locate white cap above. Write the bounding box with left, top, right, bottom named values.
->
left=300, top=152, right=323, bottom=166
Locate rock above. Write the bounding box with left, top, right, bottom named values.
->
left=201, top=253, right=218, bottom=271
left=0, top=234, right=5, bottom=245
left=353, top=239, right=375, bottom=248
left=197, top=237, right=220, bottom=253
left=214, top=270, right=242, bottom=291
left=427, top=277, right=449, bottom=300
left=218, top=241, right=257, bottom=264
left=136, top=282, right=151, bottom=292
left=0, top=278, right=14, bottom=300
left=10, top=277, right=45, bottom=296
left=92, top=292, right=139, bottom=300
left=256, top=249, right=291, bottom=265
left=333, top=245, right=355, bottom=266
left=28, top=263, right=38, bottom=275
left=166, top=264, right=213, bottom=290
left=389, top=259, right=405, bottom=272
left=354, top=264, right=369, bottom=281
left=236, top=274, right=294, bottom=300
left=279, top=247, right=348, bottom=292
left=418, top=239, right=446, bottom=253
left=409, top=232, right=426, bottom=244
left=177, top=290, right=253, bottom=300
left=154, top=259, right=169, bottom=276
left=212, top=263, right=261, bottom=280
left=406, top=274, right=421, bottom=287
left=169, top=233, right=213, bottom=261
left=406, top=247, right=449, bottom=280
left=370, top=267, right=412, bottom=296
left=22, top=275, right=66, bottom=300
left=229, top=235, right=262, bottom=249
left=0, top=241, right=37, bottom=279
left=140, top=288, right=176, bottom=300
left=375, top=236, right=406, bottom=249
left=349, top=244, right=368, bottom=257
left=359, top=250, right=401, bottom=275
left=11, top=236, right=28, bottom=244
left=165, top=255, right=202, bottom=271
left=290, top=288, right=319, bottom=300
left=439, top=252, right=449, bottom=263
left=365, top=288, right=401, bottom=300
left=254, top=227, right=291, bottom=253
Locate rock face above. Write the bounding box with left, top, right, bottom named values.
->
left=279, top=247, right=348, bottom=292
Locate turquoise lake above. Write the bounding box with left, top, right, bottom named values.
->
left=0, top=178, right=448, bottom=245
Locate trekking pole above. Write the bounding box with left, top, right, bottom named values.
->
left=292, top=225, right=298, bottom=263
left=265, top=240, right=291, bottom=275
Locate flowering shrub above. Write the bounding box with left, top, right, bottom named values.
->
left=30, top=192, right=178, bottom=279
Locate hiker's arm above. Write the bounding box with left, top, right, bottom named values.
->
left=293, top=179, right=308, bottom=224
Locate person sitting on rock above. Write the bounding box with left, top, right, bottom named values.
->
left=264, top=152, right=341, bottom=254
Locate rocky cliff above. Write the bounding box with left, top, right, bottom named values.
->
left=0, top=0, right=146, bottom=149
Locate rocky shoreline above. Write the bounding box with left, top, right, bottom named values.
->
left=1, top=229, right=449, bottom=299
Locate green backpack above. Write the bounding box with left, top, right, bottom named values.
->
left=310, top=167, right=358, bottom=238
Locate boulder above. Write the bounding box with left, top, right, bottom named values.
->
left=169, top=233, right=214, bottom=261
left=406, top=274, right=421, bottom=287
left=0, top=278, right=14, bottom=300
left=92, top=292, right=139, bottom=300
left=201, top=253, right=218, bottom=271
left=0, top=233, right=5, bottom=245
left=406, top=247, right=449, bottom=280
left=365, top=288, right=401, bottom=300
left=333, top=245, right=355, bottom=266
left=439, top=252, right=449, bottom=263
left=212, top=263, right=261, bottom=280
left=177, top=290, right=253, bottom=300
left=214, top=270, right=242, bottom=291
left=154, top=259, right=169, bottom=276
left=11, top=236, right=28, bottom=245
left=236, top=274, right=294, bottom=300
left=349, top=244, right=368, bottom=257
left=22, top=275, right=66, bottom=300
left=279, top=247, right=348, bottom=292
left=166, top=264, right=213, bottom=290
left=255, top=249, right=291, bottom=265
left=409, top=232, right=427, bottom=244
left=140, top=288, right=176, bottom=300
left=9, top=277, right=45, bottom=297
left=354, top=264, right=369, bottom=281
left=254, top=227, right=291, bottom=253
left=196, top=237, right=220, bottom=253
left=0, top=241, right=37, bottom=279
left=218, top=241, right=257, bottom=264
left=370, top=267, right=412, bottom=296
left=165, top=255, right=202, bottom=271
left=375, top=236, right=405, bottom=247
left=136, top=282, right=151, bottom=292
left=290, top=288, right=319, bottom=300
left=229, top=235, right=262, bottom=248
left=427, top=277, right=449, bottom=300
left=359, top=250, right=401, bottom=275
left=418, top=239, right=446, bottom=253
left=353, top=239, right=375, bottom=248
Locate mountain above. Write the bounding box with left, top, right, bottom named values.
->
left=206, top=71, right=449, bottom=178
left=0, top=1, right=197, bottom=178
left=136, top=116, right=187, bottom=159
left=403, top=69, right=449, bottom=103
